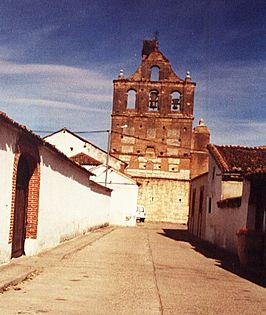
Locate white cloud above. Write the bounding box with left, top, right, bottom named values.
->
left=1, top=97, right=110, bottom=113
left=0, top=59, right=111, bottom=89
left=208, top=118, right=266, bottom=147
left=0, top=59, right=113, bottom=111
left=0, top=58, right=114, bottom=143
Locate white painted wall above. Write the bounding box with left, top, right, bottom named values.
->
left=0, top=120, right=111, bottom=263
left=26, top=146, right=111, bottom=255
left=89, top=165, right=138, bottom=226
left=189, top=173, right=208, bottom=239
left=0, top=123, right=18, bottom=262
left=45, top=130, right=89, bottom=157
left=205, top=156, right=249, bottom=254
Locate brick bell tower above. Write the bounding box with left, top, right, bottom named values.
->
left=110, top=38, right=196, bottom=223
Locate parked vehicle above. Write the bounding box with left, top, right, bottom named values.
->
left=136, top=205, right=145, bottom=222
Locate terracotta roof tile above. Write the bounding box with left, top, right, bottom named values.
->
left=208, top=144, right=266, bottom=175
left=70, top=153, right=101, bottom=166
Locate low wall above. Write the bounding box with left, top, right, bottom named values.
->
left=26, top=146, right=111, bottom=255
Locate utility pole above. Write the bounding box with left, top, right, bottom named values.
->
left=104, top=125, right=127, bottom=187
left=104, top=129, right=111, bottom=187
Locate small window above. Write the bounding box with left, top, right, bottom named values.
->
left=208, top=197, right=212, bottom=213
left=150, top=66, right=160, bottom=81
left=149, top=89, right=159, bottom=111
left=171, top=91, right=181, bottom=111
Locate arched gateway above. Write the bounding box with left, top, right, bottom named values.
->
left=10, top=137, right=40, bottom=258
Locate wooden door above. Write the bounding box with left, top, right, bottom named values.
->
left=11, top=156, right=29, bottom=258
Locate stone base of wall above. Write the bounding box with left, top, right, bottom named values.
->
left=135, top=178, right=190, bottom=224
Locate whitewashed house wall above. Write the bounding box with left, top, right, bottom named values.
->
left=26, top=146, right=111, bottom=255
left=0, top=123, right=17, bottom=262
left=205, top=155, right=249, bottom=254
left=0, top=114, right=111, bottom=263
left=89, top=165, right=138, bottom=226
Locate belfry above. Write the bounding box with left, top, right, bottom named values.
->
left=110, top=38, right=209, bottom=223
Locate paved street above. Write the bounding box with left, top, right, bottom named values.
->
left=0, top=223, right=265, bottom=315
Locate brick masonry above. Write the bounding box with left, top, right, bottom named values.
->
left=109, top=39, right=204, bottom=223
left=9, top=136, right=40, bottom=243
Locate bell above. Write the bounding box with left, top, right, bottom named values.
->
left=172, top=98, right=180, bottom=110
left=149, top=101, right=157, bottom=109
left=149, top=91, right=158, bottom=109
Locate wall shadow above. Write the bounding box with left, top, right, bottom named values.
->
left=159, top=228, right=266, bottom=288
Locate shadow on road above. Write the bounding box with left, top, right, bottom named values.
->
left=159, top=228, right=266, bottom=288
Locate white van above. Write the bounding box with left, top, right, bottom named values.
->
left=136, top=205, right=145, bottom=222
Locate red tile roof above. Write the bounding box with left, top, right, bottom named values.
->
left=208, top=144, right=266, bottom=175
left=70, top=153, right=101, bottom=166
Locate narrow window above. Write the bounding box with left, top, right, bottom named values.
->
left=127, top=90, right=136, bottom=109
left=212, top=167, right=215, bottom=180
left=199, top=187, right=204, bottom=213
left=149, top=89, right=159, bottom=111
left=171, top=91, right=181, bottom=111
left=191, top=189, right=196, bottom=216
left=150, top=66, right=160, bottom=81
left=208, top=197, right=212, bottom=213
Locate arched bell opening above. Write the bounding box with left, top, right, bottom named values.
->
left=171, top=91, right=182, bottom=111
left=126, top=89, right=137, bottom=109
left=150, top=66, right=160, bottom=81
left=149, top=89, right=159, bottom=111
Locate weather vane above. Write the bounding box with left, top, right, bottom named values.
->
left=153, top=31, right=159, bottom=49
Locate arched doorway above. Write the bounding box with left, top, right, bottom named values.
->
left=11, top=155, right=30, bottom=258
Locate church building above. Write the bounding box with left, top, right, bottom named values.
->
left=110, top=38, right=209, bottom=223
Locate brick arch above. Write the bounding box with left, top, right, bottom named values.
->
left=150, top=65, right=160, bottom=81
left=126, top=89, right=137, bottom=109
left=9, top=136, right=41, bottom=243
left=170, top=91, right=182, bottom=112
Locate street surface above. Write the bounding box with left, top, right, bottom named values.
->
left=0, top=223, right=265, bottom=315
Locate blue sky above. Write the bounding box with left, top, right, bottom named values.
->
left=0, top=0, right=265, bottom=149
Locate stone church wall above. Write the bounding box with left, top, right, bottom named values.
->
left=136, top=178, right=190, bottom=223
